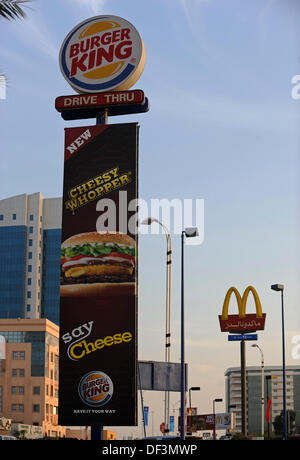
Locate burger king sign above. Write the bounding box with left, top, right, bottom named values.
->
left=59, top=15, right=146, bottom=94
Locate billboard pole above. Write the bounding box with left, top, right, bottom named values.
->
left=240, top=338, right=247, bottom=437
left=90, top=107, right=108, bottom=442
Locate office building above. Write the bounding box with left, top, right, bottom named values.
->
left=0, top=318, right=65, bottom=438
left=0, top=193, right=61, bottom=325
left=225, top=365, right=300, bottom=435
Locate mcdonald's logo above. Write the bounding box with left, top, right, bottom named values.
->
left=219, top=286, right=266, bottom=333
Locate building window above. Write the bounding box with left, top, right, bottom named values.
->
left=20, top=352, right=25, bottom=360
left=28, top=278, right=32, bottom=286
left=28, top=265, right=32, bottom=272
left=29, top=239, right=33, bottom=246
left=33, top=386, right=40, bottom=395
left=29, top=226, right=33, bottom=233
left=13, top=352, right=19, bottom=360
left=33, top=404, right=40, bottom=413
left=12, top=369, right=18, bottom=377
left=11, top=404, right=17, bottom=412
left=28, top=252, right=32, bottom=259
left=27, top=291, right=31, bottom=299
left=30, top=214, right=34, bottom=221
left=46, top=385, right=48, bottom=396
left=0, top=214, right=3, bottom=221
left=19, top=404, right=24, bottom=412
left=19, top=369, right=25, bottom=377
left=27, top=304, right=31, bottom=312
left=12, top=213, right=16, bottom=220
left=12, top=386, right=24, bottom=394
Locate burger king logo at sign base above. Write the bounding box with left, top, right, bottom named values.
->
left=78, top=371, right=114, bottom=407
left=59, top=15, right=146, bottom=94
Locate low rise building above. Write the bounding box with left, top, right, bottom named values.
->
left=0, top=318, right=65, bottom=438
left=225, top=365, right=300, bottom=435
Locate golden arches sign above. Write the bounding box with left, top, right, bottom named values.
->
left=221, top=286, right=263, bottom=320
left=219, top=286, right=266, bottom=333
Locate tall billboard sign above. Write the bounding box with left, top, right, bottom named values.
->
left=57, top=15, right=147, bottom=427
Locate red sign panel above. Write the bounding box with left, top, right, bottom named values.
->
left=218, top=313, right=266, bottom=333
left=55, top=90, right=145, bottom=111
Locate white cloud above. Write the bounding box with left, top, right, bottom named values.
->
left=68, top=0, right=107, bottom=15
left=9, top=12, right=59, bottom=61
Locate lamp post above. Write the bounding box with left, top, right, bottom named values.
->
left=266, top=375, right=271, bottom=439
left=141, top=217, right=172, bottom=433
left=251, top=344, right=264, bottom=438
left=187, top=387, right=200, bottom=433
left=180, top=227, right=199, bottom=440
left=213, top=398, right=223, bottom=440
left=188, top=386, right=201, bottom=413
left=271, top=283, right=287, bottom=440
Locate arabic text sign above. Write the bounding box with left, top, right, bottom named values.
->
left=219, top=313, right=266, bottom=333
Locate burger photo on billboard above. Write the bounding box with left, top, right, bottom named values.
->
left=60, top=232, right=136, bottom=297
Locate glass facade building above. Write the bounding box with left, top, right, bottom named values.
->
left=0, top=193, right=62, bottom=325
left=41, top=229, right=61, bottom=325
left=0, top=226, right=27, bottom=319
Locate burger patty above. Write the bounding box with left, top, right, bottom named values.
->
left=61, top=273, right=134, bottom=284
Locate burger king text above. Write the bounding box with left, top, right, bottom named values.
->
left=69, top=28, right=132, bottom=78
left=68, top=331, right=133, bottom=361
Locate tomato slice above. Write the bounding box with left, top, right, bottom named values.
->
left=61, top=252, right=135, bottom=265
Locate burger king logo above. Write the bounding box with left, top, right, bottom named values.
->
left=78, top=371, right=114, bottom=407
left=59, top=15, right=146, bottom=94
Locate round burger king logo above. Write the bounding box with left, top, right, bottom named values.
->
left=78, top=371, right=114, bottom=406
left=59, top=15, right=146, bottom=94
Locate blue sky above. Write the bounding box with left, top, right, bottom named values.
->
left=1, top=0, right=300, bottom=437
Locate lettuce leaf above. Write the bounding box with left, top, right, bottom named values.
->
left=61, top=243, right=135, bottom=259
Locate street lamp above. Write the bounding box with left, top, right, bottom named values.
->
left=251, top=344, right=264, bottom=438
left=271, top=283, right=287, bottom=440
left=180, top=227, right=199, bottom=440
left=213, top=398, right=223, bottom=440
left=188, top=386, right=201, bottom=413
left=187, top=387, right=200, bottom=433
left=141, top=217, right=172, bottom=433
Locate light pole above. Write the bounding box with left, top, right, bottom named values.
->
left=187, top=387, right=200, bottom=433
left=266, top=375, right=271, bottom=439
left=271, top=283, right=287, bottom=440
left=213, top=398, right=223, bottom=440
left=180, top=227, right=199, bottom=440
left=188, top=386, right=201, bottom=413
left=251, top=344, right=264, bottom=438
left=141, top=217, right=172, bottom=433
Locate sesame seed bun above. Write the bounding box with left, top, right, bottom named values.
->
left=61, top=231, right=136, bottom=248
left=60, top=282, right=136, bottom=297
